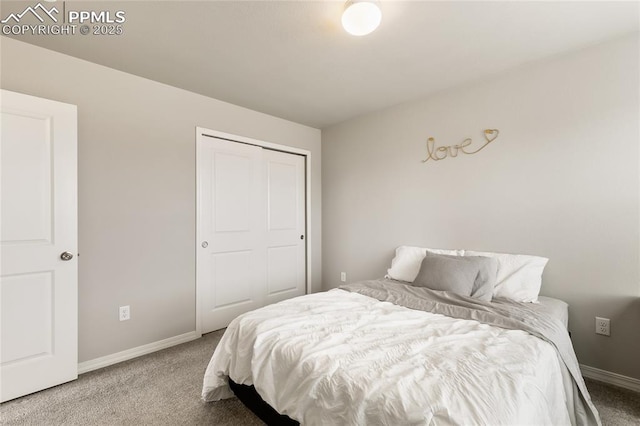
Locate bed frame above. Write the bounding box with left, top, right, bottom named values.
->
left=228, top=379, right=299, bottom=426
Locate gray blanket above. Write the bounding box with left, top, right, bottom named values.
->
left=340, top=279, right=601, bottom=426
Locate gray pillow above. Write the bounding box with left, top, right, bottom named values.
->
left=412, top=253, right=498, bottom=300
left=412, top=253, right=480, bottom=296
left=465, top=255, right=498, bottom=301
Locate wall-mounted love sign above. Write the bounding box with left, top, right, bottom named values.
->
left=422, top=129, right=499, bottom=163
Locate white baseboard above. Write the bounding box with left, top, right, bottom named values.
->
left=78, top=331, right=201, bottom=375
left=580, top=364, right=640, bottom=393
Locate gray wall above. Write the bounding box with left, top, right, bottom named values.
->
left=1, top=37, right=322, bottom=363
left=322, top=34, right=640, bottom=379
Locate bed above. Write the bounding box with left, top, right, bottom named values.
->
left=202, top=247, right=601, bottom=425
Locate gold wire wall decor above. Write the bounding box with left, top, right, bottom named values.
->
left=422, top=129, right=499, bottom=163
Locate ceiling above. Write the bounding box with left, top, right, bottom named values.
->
left=2, top=1, right=639, bottom=128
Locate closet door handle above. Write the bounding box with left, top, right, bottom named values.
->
left=60, top=251, right=74, bottom=261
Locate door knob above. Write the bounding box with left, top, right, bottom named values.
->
left=201, top=241, right=209, bottom=248
left=60, top=251, right=74, bottom=261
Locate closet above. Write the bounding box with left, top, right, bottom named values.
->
left=196, top=131, right=307, bottom=333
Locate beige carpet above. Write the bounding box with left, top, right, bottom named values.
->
left=1, top=330, right=638, bottom=425
left=585, top=377, right=640, bottom=426
left=1, top=330, right=262, bottom=426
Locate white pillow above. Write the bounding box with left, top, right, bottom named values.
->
left=464, top=250, right=548, bottom=303
left=386, top=246, right=464, bottom=282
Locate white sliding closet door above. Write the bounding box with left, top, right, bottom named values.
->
left=197, top=135, right=306, bottom=333
left=264, top=150, right=306, bottom=306
left=1, top=90, right=78, bottom=402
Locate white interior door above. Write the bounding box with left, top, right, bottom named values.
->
left=197, top=135, right=306, bottom=333
left=0, top=90, right=78, bottom=402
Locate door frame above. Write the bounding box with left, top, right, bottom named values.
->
left=195, top=127, right=312, bottom=336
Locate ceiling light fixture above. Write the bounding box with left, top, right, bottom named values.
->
left=341, top=0, right=382, bottom=36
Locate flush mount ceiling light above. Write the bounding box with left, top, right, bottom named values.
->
left=342, top=0, right=382, bottom=36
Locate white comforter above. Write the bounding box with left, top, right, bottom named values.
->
left=202, top=289, right=572, bottom=425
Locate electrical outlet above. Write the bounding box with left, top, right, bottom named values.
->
left=340, top=272, right=347, bottom=282
left=119, top=305, right=130, bottom=321
left=595, top=317, right=610, bottom=336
